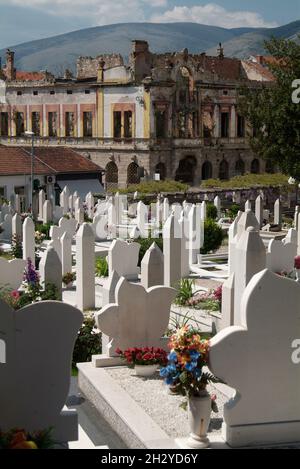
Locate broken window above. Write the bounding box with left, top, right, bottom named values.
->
left=221, top=112, right=229, bottom=138
left=192, top=111, right=199, bottom=137
left=65, top=112, right=75, bottom=137
left=124, top=111, right=132, bottom=139
left=237, top=115, right=245, bottom=138
left=0, top=112, right=9, bottom=137
left=48, top=112, right=57, bottom=137
left=113, top=111, right=122, bottom=139
left=15, top=112, right=24, bottom=137
left=83, top=111, right=93, bottom=138
left=155, top=110, right=167, bottom=138
left=32, top=112, right=40, bottom=136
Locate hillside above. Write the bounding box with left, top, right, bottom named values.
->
left=0, top=20, right=299, bottom=75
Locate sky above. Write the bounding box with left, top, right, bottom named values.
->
left=0, top=0, right=299, bottom=48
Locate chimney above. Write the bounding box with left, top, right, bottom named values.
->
left=217, top=43, right=224, bottom=59
left=130, top=40, right=151, bottom=83
left=5, top=49, right=16, bottom=80
left=97, top=59, right=105, bottom=83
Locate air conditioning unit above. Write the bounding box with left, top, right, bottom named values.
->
left=45, top=175, right=56, bottom=184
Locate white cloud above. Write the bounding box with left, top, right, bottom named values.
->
left=0, top=1, right=276, bottom=29
left=151, top=3, right=278, bottom=29
left=0, top=0, right=167, bottom=21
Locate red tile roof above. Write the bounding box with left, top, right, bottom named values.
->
left=0, top=146, right=103, bottom=176
left=15, top=71, right=45, bottom=81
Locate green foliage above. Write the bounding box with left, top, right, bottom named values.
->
left=40, top=283, right=60, bottom=301
left=72, top=317, right=101, bottom=368
left=11, top=234, right=23, bottom=259
left=35, top=222, right=53, bottom=240
left=206, top=203, right=218, bottom=220
left=136, top=237, right=163, bottom=266
left=62, top=272, right=76, bottom=286
left=238, top=37, right=300, bottom=180
left=228, top=204, right=240, bottom=219
left=113, top=179, right=189, bottom=195
left=201, top=219, right=223, bottom=254
left=201, top=173, right=288, bottom=189
left=95, top=257, right=109, bottom=277
left=175, top=279, right=194, bottom=306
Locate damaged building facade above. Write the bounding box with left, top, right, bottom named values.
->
left=0, top=42, right=274, bottom=189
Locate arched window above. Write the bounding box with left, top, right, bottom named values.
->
left=202, top=161, right=213, bottom=181
left=155, top=162, right=166, bottom=181
left=105, top=161, right=118, bottom=190
left=251, top=159, right=260, bottom=174
left=175, top=156, right=197, bottom=184
left=127, top=162, right=140, bottom=185
left=219, top=160, right=229, bottom=180
left=265, top=160, right=274, bottom=174
left=235, top=159, right=245, bottom=176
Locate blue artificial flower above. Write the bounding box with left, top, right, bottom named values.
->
left=189, top=350, right=200, bottom=360
left=165, top=376, right=174, bottom=385
left=168, top=351, right=178, bottom=363
left=185, top=361, right=198, bottom=372
left=193, top=368, right=202, bottom=378
left=167, top=363, right=177, bottom=373
left=159, top=367, right=169, bottom=378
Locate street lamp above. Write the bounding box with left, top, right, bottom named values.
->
left=24, top=130, right=34, bottom=214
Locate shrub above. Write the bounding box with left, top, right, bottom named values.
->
left=175, top=278, right=194, bottom=306
left=113, top=179, right=189, bottom=195
left=72, top=317, right=101, bottom=368
left=135, top=237, right=163, bottom=266
left=206, top=203, right=218, bottom=220
left=95, top=257, right=109, bottom=277
left=201, top=219, right=223, bottom=254
left=62, top=272, right=76, bottom=286
left=228, top=204, right=240, bottom=219
left=201, top=173, right=288, bottom=190
left=11, top=234, right=23, bottom=259
left=35, top=223, right=53, bottom=240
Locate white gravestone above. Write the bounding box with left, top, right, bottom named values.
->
left=23, top=216, right=35, bottom=262
left=39, top=246, right=62, bottom=300
left=141, top=242, right=164, bottom=289
left=76, top=223, right=95, bottom=311
left=0, top=299, right=83, bottom=441
left=59, top=217, right=77, bottom=239
left=108, top=240, right=140, bottom=280
left=163, top=214, right=182, bottom=288
left=61, top=232, right=72, bottom=276
left=12, top=213, right=22, bottom=240
left=210, top=269, right=300, bottom=448
left=0, top=258, right=26, bottom=290
left=0, top=214, right=12, bottom=241
left=38, top=190, right=46, bottom=220
left=266, top=239, right=296, bottom=273
left=95, top=277, right=176, bottom=358
left=234, top=227, right=266, bottom=325
left=43, top=200, right=53, bottom=224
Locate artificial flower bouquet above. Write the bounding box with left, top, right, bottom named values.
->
left=160, top=326, right=220, bottom=411
left=116, top=347, right=168, bottom=367
left=0, top=428, right=54, bottom=449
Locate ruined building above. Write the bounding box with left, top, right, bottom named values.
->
left=0, top=42, right=274, bottom=189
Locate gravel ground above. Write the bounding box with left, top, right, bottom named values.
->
left=106, top=367, right=227, bottom=439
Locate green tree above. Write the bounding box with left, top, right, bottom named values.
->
left=239, top=37, right=300, bottom=179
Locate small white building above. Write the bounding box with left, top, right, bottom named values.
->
left=0, top=145, right=104, bottom=210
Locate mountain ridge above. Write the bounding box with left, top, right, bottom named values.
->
left=0, top=20, right=299, bottom=75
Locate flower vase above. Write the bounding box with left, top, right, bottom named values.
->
left=134, top=364, right=159, bottom=377
left=187, top=391, right=211, bottom=449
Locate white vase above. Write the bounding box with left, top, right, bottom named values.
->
left=134, top=364, right=159, bottom=377
left=187, top=392, right=211, bottom=449
left=296, top=269, right=300, bottom=283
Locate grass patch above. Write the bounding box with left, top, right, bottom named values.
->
left=112, top=179, right=189, bottom=195
left=201, top=173, right=289, bottom=190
